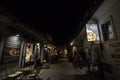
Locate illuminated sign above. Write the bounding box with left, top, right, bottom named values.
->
left=86, top=24, right=100, bottom=41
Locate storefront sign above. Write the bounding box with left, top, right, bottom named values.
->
left=2, top=36, right=22, bottom=64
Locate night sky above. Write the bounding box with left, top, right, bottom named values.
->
left=0, top=0, right=94, bottom=46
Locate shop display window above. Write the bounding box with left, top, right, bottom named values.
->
left=25, top=43, right=33, bottom=63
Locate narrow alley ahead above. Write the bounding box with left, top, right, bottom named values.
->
left=39, top=58, right=101, bottom=80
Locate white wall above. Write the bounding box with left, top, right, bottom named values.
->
left=93, top=0, right=120, bottom=41
left=89, top=0, right=120, bottom=80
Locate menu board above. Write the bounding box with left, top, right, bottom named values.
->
left=2, top=36, right=22, bottom=64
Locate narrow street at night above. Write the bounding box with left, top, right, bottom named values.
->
left=0, top=0, right=120, bottom=80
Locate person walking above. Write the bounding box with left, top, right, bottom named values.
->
left=73, top=51, right=79, bottom=68
left=30, top=53, right=37, bottom=70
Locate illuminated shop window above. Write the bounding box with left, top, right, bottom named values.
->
left=25, top=43, right=33, bottom=62
left=86, top=24, right=100, bottom=41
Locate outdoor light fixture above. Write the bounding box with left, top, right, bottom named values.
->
left=70, top=41, right=74, bottom=46
left=16, top=34, right=19, bottom=37
left=37, top=43, right=40, bottom=46
left=36, top=43, right=40, bottom=48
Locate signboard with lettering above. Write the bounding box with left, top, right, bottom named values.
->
left=2, top=36, right=22, bottom=64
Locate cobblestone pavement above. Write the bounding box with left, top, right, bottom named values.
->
left=39, top=58, right=101, bottom=80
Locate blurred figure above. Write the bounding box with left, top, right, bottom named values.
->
left=73, top=51, right=79, bottom=68
left=30, top=53, right=37, bottom=70
left=30, top=53, right=36, bottom=65
left=68, top=52, right=73, bottom=62
left=34, top=58, right=42, bottom=69
left=55, top=52, right=58, bottom=62
left=44, top=50, right=49, bottom=63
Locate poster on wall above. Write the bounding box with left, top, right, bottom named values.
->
left=86, top=24, right=100, bottom=41
left=2, top=36, right=22, bottom=64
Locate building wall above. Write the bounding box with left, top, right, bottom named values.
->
left=0, top=23, right=9, bottom=35
left=93, top=0, right=120, bottom=41
left=90, top=0, right=120, bottom=80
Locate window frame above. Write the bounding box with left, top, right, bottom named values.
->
left=101, top=15, right=117, bottom=41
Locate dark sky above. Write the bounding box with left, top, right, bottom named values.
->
left=0, top=0, right=94, bottom=46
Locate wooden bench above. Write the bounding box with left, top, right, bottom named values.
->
left=7, top=71, right=23, bottom=80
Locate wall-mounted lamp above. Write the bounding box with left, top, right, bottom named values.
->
left=37, top=43, right=40, bottom=46
left=70, top=41, right=74, bottom=46
left=16, top=34, right=19, bottom=37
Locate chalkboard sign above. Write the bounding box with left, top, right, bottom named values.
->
left=2, top=36, right=22, bottom=64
